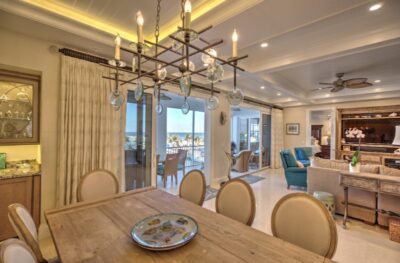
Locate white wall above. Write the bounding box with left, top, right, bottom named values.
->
left=0, top=28, right=60, bottom=239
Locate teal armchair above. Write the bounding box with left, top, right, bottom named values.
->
left=280, top=149, right=307, bottom=189
left=294, top=147, right=313, bottom=167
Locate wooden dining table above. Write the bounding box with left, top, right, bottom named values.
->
left=45, top=187, right=333, bottom=262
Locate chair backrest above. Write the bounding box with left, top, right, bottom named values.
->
left=77, top=169, right=119, bottom=202
left=163, top=153, right=179, bottom=176
left=177, top=149, right=188, bottom=166
left=179, top=169, right=206, bottom=206
left=7, top=204, right=44, bottom=262
left=280, top=149, right=297, bottom=169
left=216, top=179, right=256, bottom=226
left=271, top=193, right=337, bottom=259
left=0, top=239, right=37, bottom=263
left=294, top=147, right=312, bottom=161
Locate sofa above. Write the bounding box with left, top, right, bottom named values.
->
left=280, top=149, right=307, bottom=189
left=307, top=157, right=400, bottom=226
left=294, top=147, right=313, bottom=167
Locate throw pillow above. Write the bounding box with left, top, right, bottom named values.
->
left=296, top=161, right=304, bottom=168
left=380, top=165, right=400, bottom=177
left=360, top=164, right=380, bottom=174
left=283, top=152, right=298, bottom=167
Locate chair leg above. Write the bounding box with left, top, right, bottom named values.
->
left=175, top=173, right=178, bottom=184
left=163, top=176, right=166, bottom=188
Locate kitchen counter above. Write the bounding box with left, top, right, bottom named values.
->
left=0, top=160, right=40, bottom=179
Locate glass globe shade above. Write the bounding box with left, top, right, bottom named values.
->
left=227, top=88, right=244, bottom=106
left=155, top=103, right=164, bottom=114
left=135, top=80, right=144, bottom=101
left=157, top=65, right=167, bottom=80
left=183, top=60, right=195, bottom=72
left=179, top=75, right=192, bottom=97
left=206, top=63, right=224, bottom=83
left=181, top=100, right=190, bottom=115
left=201, top=48, right=217, bottom=65
left=109, top=90, right=125, bottom=110
left=206, top=95, right=220, bottom=111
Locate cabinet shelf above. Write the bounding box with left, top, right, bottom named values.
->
left=342, top=116, right=400, bottom=120
left=342, top=143, right=400, bottom=149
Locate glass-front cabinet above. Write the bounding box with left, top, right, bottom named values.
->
left=0, top=70, right=40, bottom=144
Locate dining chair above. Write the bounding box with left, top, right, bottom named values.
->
left=271, top=193, right=338, bottom=259
left=215, top=179, right=256, bottom=226
left=0, top=238, right=37, bottom=263
left=177, top=149, right=188, bottom=176
left=179, top=169, right=206, bottom=206
left=157, top=153, right=179, bottom=187
left=7, top=204, right=45, bottom=262
left=77, top=169, right=119, bottom=202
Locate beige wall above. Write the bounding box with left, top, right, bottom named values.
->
left=0, top=28, right=60, bottom=237
left=283, top=99, right=400, bottom=150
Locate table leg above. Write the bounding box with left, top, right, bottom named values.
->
left=342, top=186, right=348, bottom=229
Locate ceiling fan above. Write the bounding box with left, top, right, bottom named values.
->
left=317, top=73, right=373, bottom=92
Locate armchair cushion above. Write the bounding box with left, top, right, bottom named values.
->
left=282, top=151, right=298, bottom=167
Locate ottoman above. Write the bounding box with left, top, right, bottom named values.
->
left=313, top=191, right=335, bottom=218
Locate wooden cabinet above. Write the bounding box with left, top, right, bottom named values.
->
left=0, top=174, right=41, bottom=240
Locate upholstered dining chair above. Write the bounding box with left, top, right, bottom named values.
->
left=271, top=193, right=338, bottom=259
left=77, top=169, right=119, bottom=202
left=0, top=238, right=37, bottom=263
left=7, top=204, right=47, bottom=263
left=179, top=169, right=206, bottom=206
left=216, top=179, right=256, bottom=226
left=157, top=153, right=179, bottom=188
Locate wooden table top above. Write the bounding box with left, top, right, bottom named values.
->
left=45, top=188, right=332, bottom=263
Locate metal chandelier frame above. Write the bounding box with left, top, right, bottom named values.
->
left=103, top=0, right=248, bottom=103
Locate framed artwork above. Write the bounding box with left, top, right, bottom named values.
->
left=0, top=69, right=40, bottom=144
left=286, top=123, right=300, bottom=135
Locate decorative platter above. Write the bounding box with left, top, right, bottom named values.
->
left=131, top=213, right=198, bottom=251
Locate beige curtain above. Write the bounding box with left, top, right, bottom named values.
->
left=271, top=108, right=284, bottom=169
left=57, top=56, right=127, bottom=206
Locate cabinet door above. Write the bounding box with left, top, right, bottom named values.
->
left=0, top=176, right=33, bottom=240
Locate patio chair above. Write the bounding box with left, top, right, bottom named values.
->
left=232, top=150, right=252, bottom=173
left=177, top=149, right=188, bottom=175
left=157, top=153, right=179, bottom=187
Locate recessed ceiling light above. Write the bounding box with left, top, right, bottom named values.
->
left=277, top=93, right=281, bottom=96
left=325, top=94, right=330, bottom=97
left=374, top=88, right=381, bottom=92
left=260, top=86, right=265, bottom=90
left=374, top=79, right=381, bottom=83
left=260, top=42, right=269, bottom=48
left=369, top=3, right=383, bottom=11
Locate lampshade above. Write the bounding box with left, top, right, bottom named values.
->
left=393, top=125, right=400, bottom=145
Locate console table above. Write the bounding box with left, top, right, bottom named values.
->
left=340, top=171, right=400, bottom=228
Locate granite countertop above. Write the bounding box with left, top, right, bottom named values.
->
left=0, top=159, right=41, bottom=180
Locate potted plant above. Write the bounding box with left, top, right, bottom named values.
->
left=345, top=128, right=365, bottom=172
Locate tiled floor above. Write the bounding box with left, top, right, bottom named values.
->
left=40, top=168, right=400, bottom=262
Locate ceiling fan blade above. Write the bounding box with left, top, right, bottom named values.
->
left=330, top=86, right=345, bottom=92
left=346, top=82, right=373, bottom=89
left=344, top=78, right=368, bottom=85
left=319, top=82, right=332, bottom=85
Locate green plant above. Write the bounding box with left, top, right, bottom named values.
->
left=350, top=150, right=360, bottom=167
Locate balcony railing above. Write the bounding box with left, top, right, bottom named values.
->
left=166, top=145, right=205, bottom=167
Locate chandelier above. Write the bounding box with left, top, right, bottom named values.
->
left=105, top=0, right=248, bottom=114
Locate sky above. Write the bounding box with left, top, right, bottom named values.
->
left=126, top=104, right=205, bottom=133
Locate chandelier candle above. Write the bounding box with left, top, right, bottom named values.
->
left=232, top=29, right=238, bottom=58
left=136, top=11, right=144, bottom=44
left=184, top=0, right=192, bottom=29
left=114, top=34, right=121, bottom=60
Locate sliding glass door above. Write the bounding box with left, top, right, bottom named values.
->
left=261, top=114, right=271, bottom=167
left=125, top=92, right=152, bottom=191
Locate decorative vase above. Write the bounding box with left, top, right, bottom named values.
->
left=349, top=163, right=361, bottom=173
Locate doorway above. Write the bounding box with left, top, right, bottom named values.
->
left=306, top=108, right=336, bottom=159
left=125, top=92, right=153, bottom=191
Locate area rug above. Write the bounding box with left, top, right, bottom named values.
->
left=204, top=174, right=265, bottom=201
left=237, top=174, right=265, bottom=185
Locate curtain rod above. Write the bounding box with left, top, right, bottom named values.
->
left=58, top=48, right=282, bottom=110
